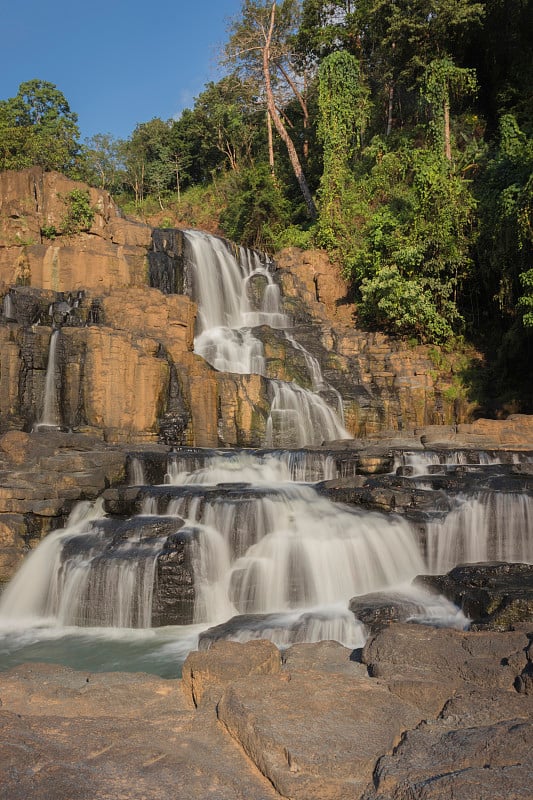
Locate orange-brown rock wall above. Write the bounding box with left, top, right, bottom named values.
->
left=0, top=168, right=152, bottom=293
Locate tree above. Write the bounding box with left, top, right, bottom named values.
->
left=79, top=133, right=124, bottom=191
left=120, top=118, right=174, bottom=206
left=0, top=79, right=80, bottom=172
left=317, top=51, right=369, bottom=246
left=422, top=57, right=477, bottom=161
left=226, top=0, right=317, bottom=217
left=190, top=76, right=258, bottom=173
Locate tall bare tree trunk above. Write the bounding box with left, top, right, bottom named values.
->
left=263, top=3, right=316, bottom=217
left=267, top=110, right=276, bottom=179
left=277, top=62, right=309, bottom=159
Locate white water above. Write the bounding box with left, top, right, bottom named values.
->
left=185, top=230, right=350, bottom=446
left=0, top=499, right=106, bottom=624
left=165, top=450, right=353, bottom=484
left=35, top=329, right=61, bottom=429
left=130, top=457, right=147, bottom=486
left=157, top=453, right=458, bottom=648
left=394, top=449, right=530, bottom=475
left=2, top=292, right=15, bottom=321
left=0, top=499, right=162, bottom=629
left=427, top=491, right=533, bottom=573
left=0, top=448, right=466, bottom=671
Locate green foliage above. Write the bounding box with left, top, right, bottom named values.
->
left=317, top=51, right=369, bottom=248
left=475, top=115, right=533, bottom=321
left=60, top=189, right=95, bottom=235
left=325, top=137, right=475, bottom=342
left=40, top=224, right=58, bottom=240
left=421, top=57, right=477, bottom=156
left=358, top=266, right=455, bottom=343
left=518, top=269, right=533, bottom=328
left=272, top=224, right=314, bottom=249
left=78, top=133, right=125, bottom=192
left=220, top=164, right=292, bottom=250
left=0, top=79, right=80, bottom=173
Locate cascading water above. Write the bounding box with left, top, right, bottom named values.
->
left=184, top=230, right=350, bottom=446
left=0, top=447, right=469, bottom=673
left=34, top=328, right=61, bottom=430
left=1, top=227, right=528, bottom=676
left=393, top=449, right=530, bottom=476
left=2, top=291, right=15, bottom=321
left=426, top=490, right=533, bottom=573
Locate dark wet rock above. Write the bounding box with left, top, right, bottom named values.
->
left=125, top=450, right=168, bottom=486
left=149, top=228, right=191, bottom=295
left=198, top=613, right=296, bottom=648
left=199, top=608, right=361, bottom=650
left=349, top=591, right=428, bottom=631
left=151, top=525, right=197, bottom=626
left=416, top=562, right=533, bottom=630
left=317, top=477, right=452, bottom=519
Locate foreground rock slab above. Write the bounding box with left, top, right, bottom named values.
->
left=218, top=671, right=424, bottom=800
left=2, top=629, right=533, bottom=800
left=363, top=718, right=533, bottom=800
left=0, top=663, right=280, bottom=800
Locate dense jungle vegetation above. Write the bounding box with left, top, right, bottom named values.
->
left=1, top=1, right=532, bottom=409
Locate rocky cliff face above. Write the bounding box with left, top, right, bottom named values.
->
left=0, top=167, right=474, bottom=449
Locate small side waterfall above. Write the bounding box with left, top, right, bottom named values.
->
left=185, top=230, right=350, bottom=446
left=426, top=491, right=533, bottom=573
left=394, top=449, right=530, bottom=475
left=35, top=329, right=61, bottom=430
left=2, top=292, right=15, bottom=321
left=0, top=500, right=106, bottom=624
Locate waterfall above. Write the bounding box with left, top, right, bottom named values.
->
left=0, top=499, right=169, bottom=629
left=35, top=329, right=61, bottom=429
left=426, top=491, right=533, bottom=573
left=0, top=500, right=106, bottom=623
left=129, top=457, right=147, bottom=486
left=165, top=449, right=354, bottom=484
left=184, top=230, right=350, bottom=446
left=159, top=453, right=429, bottom=646
left=2, top=292, right=15, bottom=321
left=394, top=449, right=531, bottom=475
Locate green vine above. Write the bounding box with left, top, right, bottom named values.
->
left=422, top=58, right=477, bottom=157
left=317, top=51, right=369, bottom=249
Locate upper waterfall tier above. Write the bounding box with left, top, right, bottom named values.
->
left=183, top=229, right=351, bottom=447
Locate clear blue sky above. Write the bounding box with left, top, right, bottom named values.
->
left=1, top=0, right=243, bottom=142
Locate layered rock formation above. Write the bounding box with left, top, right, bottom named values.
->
left=1, top=167, right=480, bottom=451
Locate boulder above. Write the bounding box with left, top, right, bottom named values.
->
left=218, top=670, right=425, bottom=800
left=362, top=623, right=528, bottom=691
left=363, top=718, right=533, bottom=800
left=281, top=639, right=368, bottom=677
left=349, top=591, right=428, bottom=632
left=0, top=663, right=280, bottom=800
left=181, top=639, right=282, bottom=708
left=416, top=562, right=533, bottom=629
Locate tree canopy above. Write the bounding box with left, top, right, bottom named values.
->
left=2, top=1, right=532, bottom=406
left=0, top=80, right=80, bottom=172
